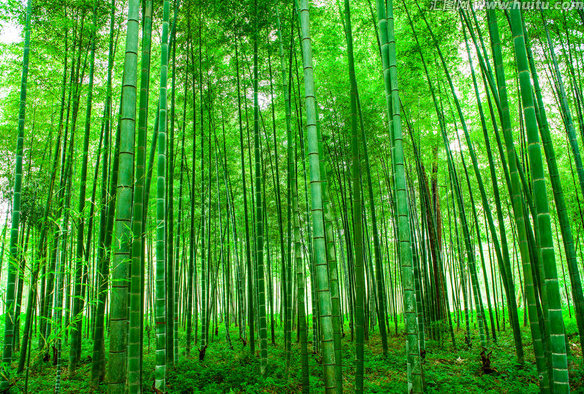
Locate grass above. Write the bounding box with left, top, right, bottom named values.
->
left=5, top=311, right=584, bottom=393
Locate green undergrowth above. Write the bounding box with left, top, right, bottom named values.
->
left=5, top=311, right=584, bottom=393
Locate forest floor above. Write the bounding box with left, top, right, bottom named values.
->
left=13, top=312, right=584, bottom=393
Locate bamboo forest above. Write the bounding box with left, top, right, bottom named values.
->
left=3, top=0, right=584, bottom=392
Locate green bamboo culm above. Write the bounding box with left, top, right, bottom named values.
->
left=128, top=0, right=153, bottom=390
left=345, top=3, right=390, bottom=359
left=276, top=6, right=294, bottom=376
left=316, top=106, right=343, bottom=393
left=536, top=13, right=584, bottom=351
left=509, top=9, right=569, bottom=393
left=343, top=0, right=365, bottom=391
left=108, top=0, right=141, bottom=389
left=299, top=0, right=337, bottom=391
left=200, top=29, right=208, bottom=355
left=54, top=125, right=76, bottom=394
left=388, top=3, right=423, bottom=388
left=155, top=0, right=171, bottom=390
left=91, top=0, right=117, bottom=385
left=70, top=1, right=97, bottom=374
left=311, top=44, right=343, bottom=394
left=253, top=0, right=268, bottom=375
left=487, top=10, right=549, bottom=391
left=375, top=0, right=423, bottom=391
left=292, top=129, right=310, bottom=393
left=234, top=37, right=254, bottom=354
left=166, top=0, right=179, bottom=366
left=0, top=0, right=32, bottom=388
left=186, top=27, right=197, bottom=359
